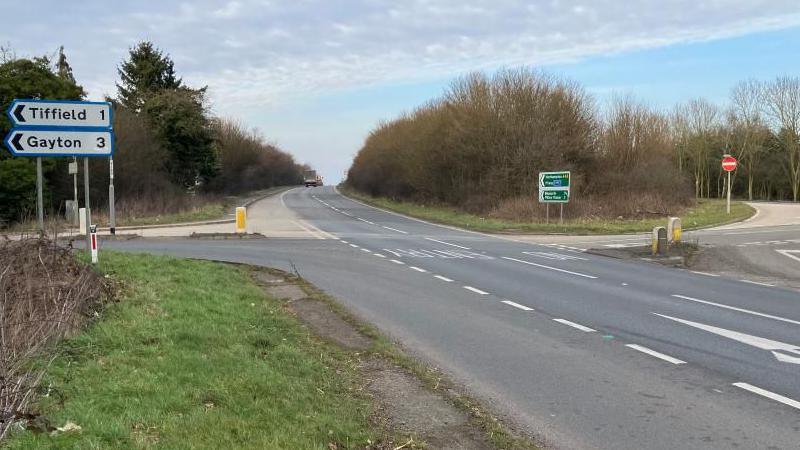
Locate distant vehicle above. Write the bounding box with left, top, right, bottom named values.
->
left=304, top=170, right=321, bottom=187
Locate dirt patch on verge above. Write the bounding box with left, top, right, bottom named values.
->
left=587, top=243, right=699, bottom=268
left=288, top=298, right=372, bottom=351
left=250, top=268, right=529, bottom=449
left=363, top=358, right=492, bottom=450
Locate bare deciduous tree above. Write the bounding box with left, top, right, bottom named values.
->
left=763, top=76, right=800, bottom=202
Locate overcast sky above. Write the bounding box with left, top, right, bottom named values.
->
left=3, top=1, right=800, bottom=182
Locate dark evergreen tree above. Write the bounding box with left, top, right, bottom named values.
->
left=0, top=55, right=85, bottom=225
left=116, top=42, right=182, bottom=112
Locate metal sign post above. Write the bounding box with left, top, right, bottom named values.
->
left=721, top=155, right=738, bottom=215
left=84, top=158, right=91, bottom=253
left=36, top=157, right=43, bottom=232
left=109, top=157, right=115, bottom=235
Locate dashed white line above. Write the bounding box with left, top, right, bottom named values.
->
left=373, top=253, right=387, bottom=258
left=671, top=294, right=800, bottom=326
left=361, top=248, right=372, bottom=253
left=501, top=300, right=534, bottom=311
left=552, top=319, right=596, bottom=332
left=409, top=266, right=427, bottom=273
left=502, top=257, right=598, bottom=279
left=739, top=279, right=774, bottom=287
left=340, top=240, right=349, bottom=244
left=625, top=344, right=686, bottom=365
left=463, top=286, right=489, bottom=295
left=389, top=259, right=406, bottom=265
left=382, top=226, right=408, bottom=234
left=434, top=275, right=453, bottom=282
left=357, top=217, right=376, bottom=225
left=424, top=237, right=471, bottom=250
left=349, top=243, right=359, bottom=248
left=690, top=271, right=720, bottom=277
left=733, top=382, right=800, bottom=410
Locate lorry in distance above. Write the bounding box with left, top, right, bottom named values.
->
left=304, top=170, right=320, bottom=187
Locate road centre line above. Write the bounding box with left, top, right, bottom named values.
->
left=502, top=257, right=598, bottom=279
left=671, top=294, right=800, bottom=326
left=390, top=259, right=406, bottom=265
left=409, top=266, right=427, bottom=273
left=382, top=225, right=409, bottom=234
left=733, top=382, right=800, bottom=410
left=340, top=240, right=349, bottom=244
left=424, top=237, right=471, bottom=250
left=464, top=286, right=489, bottom=295
left=349, top=244, right=359, bottom=248
left=357, top=217, right=376, bottom=225
left=361, top=248, right=372, bottom=253
left=739, top=279, right=774, bottom=287
left=434, top=275, right=453, bottom=282
left=625, top=344, right=686, bottom=365
left=552, top=319, right=596, bottom=332
left=373, top=253, right=387, bottom=258
left=501, top=300, right=534, bottom=311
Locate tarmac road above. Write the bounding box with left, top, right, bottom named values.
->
left=103, top=187, right=800, bottom=450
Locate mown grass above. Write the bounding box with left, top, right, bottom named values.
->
left=343, top=189, right=755, bottom=235
left=6, top=252, right=379, bottom=449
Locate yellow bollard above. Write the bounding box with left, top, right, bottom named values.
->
left=667, top=217, right=682, bottom=244
left=236, top=207, right=246, bottom=233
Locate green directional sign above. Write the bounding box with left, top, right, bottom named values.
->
left=539, top=171, right=570, bottom=188
left=539, top=189, right=570, bottom=203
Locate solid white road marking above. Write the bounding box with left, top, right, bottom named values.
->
left=671, top=294, right=800, bottom=326
left=434, top=275, right=453, bottom=282
left=292, top=220, right=327, bottom=240
left=463, top=286, right=489, bottom=295
left=552, top=319, right=596, bottom=332
left=424, top=237, right=471, bottom=250
left=690, top=271, right=720, bottom=277
left=777, top=249, right=800, bottom=263
left=501, top=300, right=534, bottom=311
left=382, top=226, right=409, bottom=234
left=739, top=279, right=774, bottom=287
left=502, top=257, right=598, bottom=279
left=625, top=344, right=686, bottom=365
left=653, top=312, right=800, bottom=364
left=733, top=382, right=800, bottom=410
left=390, top=259, right=406, bottom=265
left=409, top=266, right=427, bottom=273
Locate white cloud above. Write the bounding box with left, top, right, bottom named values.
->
left=3, top=1, right=799, bottom=116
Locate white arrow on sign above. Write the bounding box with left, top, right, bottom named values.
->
left=4, top=129, right=113, bottom=157
left=653, top=313, right=800, bottom=364
left=7, top=100, right=111, bottom=128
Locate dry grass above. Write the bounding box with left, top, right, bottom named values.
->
left=0, top=238, right=105, bottom=438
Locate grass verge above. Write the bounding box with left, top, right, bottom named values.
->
left=117, top=202, right=226, bottom=227
left=342, top=189, right=755, bottom=235
left=6, top=252, right=379, bottom=449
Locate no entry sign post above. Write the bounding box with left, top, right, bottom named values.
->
left=4, top=99, right=114, bottom=258
left=722, top=155, right=738, bottom=215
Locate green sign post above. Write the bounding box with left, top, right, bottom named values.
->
left=538, top=170, right=571, bottom=224
left=539, top=172, right=570, bottom=189
left=539, top=189, right=570, bottom=202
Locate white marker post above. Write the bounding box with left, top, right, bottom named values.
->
left=89, top=224, right=98, bottom=264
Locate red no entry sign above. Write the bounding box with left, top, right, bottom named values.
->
left=722, top=156, right=737, bottom=172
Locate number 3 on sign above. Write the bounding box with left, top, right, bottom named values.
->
left=97, top=137, right=106, bottom=148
